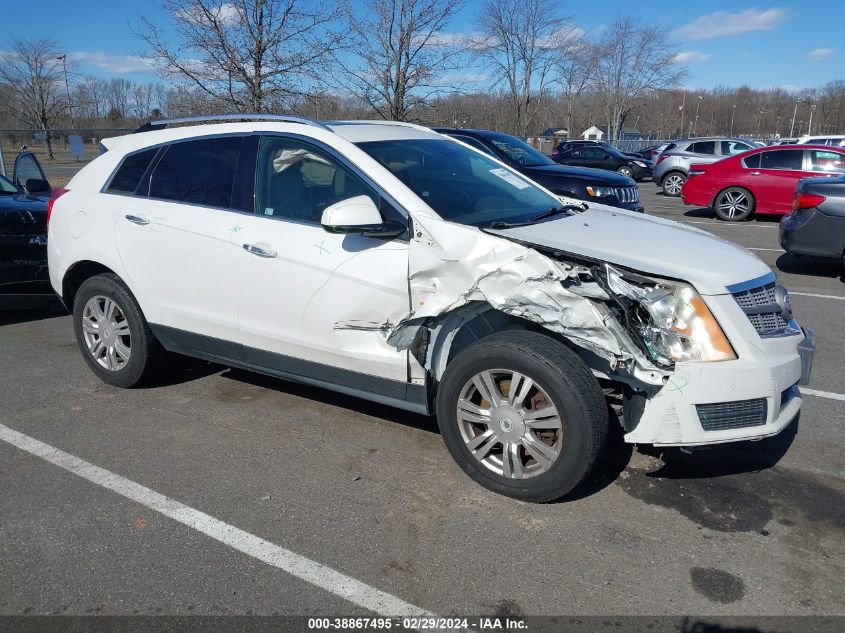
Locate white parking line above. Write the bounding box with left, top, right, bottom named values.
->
left=801, top=388, right=845, bottom=402
left=0, top=423, right=437, bottom=620
left=791, top=292, right=845, bottom=301
left=746, top=247, right=784, bottom=252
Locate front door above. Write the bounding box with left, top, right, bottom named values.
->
left=233, top=135, right=411, bottom=381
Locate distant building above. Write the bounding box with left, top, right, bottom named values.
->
left=582, top=125, right=642, bottom=141
left=541, top=127, right=569, bottom=138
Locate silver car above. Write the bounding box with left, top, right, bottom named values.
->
left=652, top=137, right=757, bottom=196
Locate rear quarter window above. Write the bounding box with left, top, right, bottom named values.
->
left=105, top=148, right=159, bottom=194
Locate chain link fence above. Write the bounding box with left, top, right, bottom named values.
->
left=0, top=128, right=132, bottom=188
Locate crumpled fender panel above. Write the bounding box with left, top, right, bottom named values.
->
left=372, top=213, right=668, bottom=384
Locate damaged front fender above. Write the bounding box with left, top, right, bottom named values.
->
left=382, top=213, right=670, bottom=386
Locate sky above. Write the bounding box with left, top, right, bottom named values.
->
left=1, top=0, right=842, bottom=92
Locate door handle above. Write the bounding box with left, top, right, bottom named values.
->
left=749, top=171, right=762, bottom=176
left=125, top=214, right=150, bottom=225
left=243, top=243, right=277, bottom=258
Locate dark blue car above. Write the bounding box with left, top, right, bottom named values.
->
left=0, top=152, right=56, bottom=309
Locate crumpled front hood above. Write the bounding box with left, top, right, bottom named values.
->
left=488, top=207, right=771, bottom=295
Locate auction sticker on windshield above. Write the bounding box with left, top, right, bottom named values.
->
left=489, top=167, right=530, bottom=189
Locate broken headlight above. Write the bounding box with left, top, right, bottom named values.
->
left=605, top=265, right=736, bottom=365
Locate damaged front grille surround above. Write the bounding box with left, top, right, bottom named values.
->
left=729, top=276, right=800, bottom=338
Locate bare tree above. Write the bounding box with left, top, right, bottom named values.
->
left=475, top=0, right=576, bottom=136
left=0, top=38, right=66, bottom=157
left=137, top=0, right=343, bottom=112
left=593, top=16, right=685, bottom=141
left=340, top=0, right=466, bottom=121
left=106, top=78, right=133, bottom=120
left=555, top=32, right=596, bottom=139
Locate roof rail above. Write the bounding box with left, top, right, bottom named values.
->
left=325, top=120, right=432, bottom=132
left=133, top=113, right=332, bottom=134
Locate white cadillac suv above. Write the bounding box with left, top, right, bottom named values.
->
left=47, top=115, right=814, bottom=502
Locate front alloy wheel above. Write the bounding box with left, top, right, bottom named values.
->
left=662, top=173, right=685, bottom=196
left=457, top=369, right=562, bottom=479
left=82, top=295, right=132, bottom=371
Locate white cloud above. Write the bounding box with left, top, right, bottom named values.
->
left=440, top=72, right=488, bottom=83
left=676, top=8, right=787, bottom=41
left=809, top=48, right=834, bottom=60
left=68, top=52, right=155, bottom=74
left=176, top=2, right=239, bottom=26
left=671, top=50, right=712, bottom=64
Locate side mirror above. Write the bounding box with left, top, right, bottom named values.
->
left=321, top=195, right=382, bottom=233
left=25, top=178, right=51, bottom=193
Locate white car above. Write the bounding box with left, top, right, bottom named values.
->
left=47, top=115, right=814, bottom=502
left=795, top=135, right=845, bottom=147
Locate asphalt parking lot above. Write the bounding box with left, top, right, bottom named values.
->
left=1, top=184, right=843, bottom=629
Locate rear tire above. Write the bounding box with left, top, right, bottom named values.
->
left=714, top=187, right=755, bottom=221
left=661, top=172, right=686, bottom=196
left=436, top=331, right=608, bottom=502
left=72, top=273, right=165, bottom=388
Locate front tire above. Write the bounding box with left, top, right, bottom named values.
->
left=617, top=166, right=633, bottom=178
left=661, top=172, right=686, bottom=196
left=72, top=273, right=165, bottom=388
left=436, top=331, right=608, bottom=502
left=714, top=187, right=755, bottom=221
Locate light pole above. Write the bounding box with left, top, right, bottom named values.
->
left=789, top=100, right=801, bottom=137
left=679, top=92, right=686, bottom=138
left=692, top=95, right=703, bottom=137
left=729, top=104, right=736, bottom=136
left=808, top=103, right=817, bottom=135
left=56, top=53, right=73, bottom=128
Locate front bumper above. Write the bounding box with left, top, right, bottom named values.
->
left=625, top=328, right=813, bottom=447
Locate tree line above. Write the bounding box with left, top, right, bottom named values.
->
left=1, top=0, right=843, bottom=145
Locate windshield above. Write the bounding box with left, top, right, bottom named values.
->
left=356, top=139, right=563, bottom=226
left=0, top=174, right=18, bottom=194
left=485, top=133, right=554, bottom=167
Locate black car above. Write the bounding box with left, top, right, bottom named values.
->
left=780, top=175, right=845, bottom=264
left=553, top=139, right=641, bottom=160
left=1, top=152, right=55, bottom=309
left=552, top=144, right=654, bottom=181
left=431, top=128, right=643, bottom=212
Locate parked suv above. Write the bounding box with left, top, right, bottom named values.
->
left=48, top=115, right=814, bottom=502
left=653, top=137, right=756, bottom=196
left=432, top=128, right=643, bottom=212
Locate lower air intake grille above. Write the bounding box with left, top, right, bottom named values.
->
left=696, top=398, right=767, bottom=431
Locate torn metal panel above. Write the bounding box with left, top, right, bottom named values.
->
left=378, top=214, right=668, bottom=383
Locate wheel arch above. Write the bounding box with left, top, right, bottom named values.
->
left=62, top=260, right=121, bottom=310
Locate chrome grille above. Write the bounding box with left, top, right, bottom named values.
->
left=731, top=280, right=797, bottom=337
left=696, top=398, right=767, bottom=431
left=613, top=186, right=640, bottom=204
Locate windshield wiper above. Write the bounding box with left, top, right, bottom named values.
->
left=487, top=205, right=577, bottom=229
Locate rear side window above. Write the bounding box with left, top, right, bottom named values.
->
left=106, top=148, right=158, bottom=193
left=149, top=137, right=243, bottom=208
left=759, top=149, right=803, bottom=171
left=689, top=141, right=716, bottom=154
left=809, top=150, right=845, bottom=174
left=742, top=154, right=761, bottom=169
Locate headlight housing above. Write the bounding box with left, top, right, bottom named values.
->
left=633, top=160, right=647, bottom=168
left=585, top=186, right=615, bottom=198
left=605, top=265, right=736, bottom=365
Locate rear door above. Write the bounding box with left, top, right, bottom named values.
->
left=747, top=148, right=805, bottom=214
left=114, top=135, right=248, bottom=344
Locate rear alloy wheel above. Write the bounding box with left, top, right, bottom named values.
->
left=73, top=273, right=165, bottom=387
left=714, top=187, right=755, bottom=221
left=617, top=165, right=633, bottom=178
left=661, top=172, right=685, bottom=196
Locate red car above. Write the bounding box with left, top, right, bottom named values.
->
left=681, top=145, right=845, bottom=221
